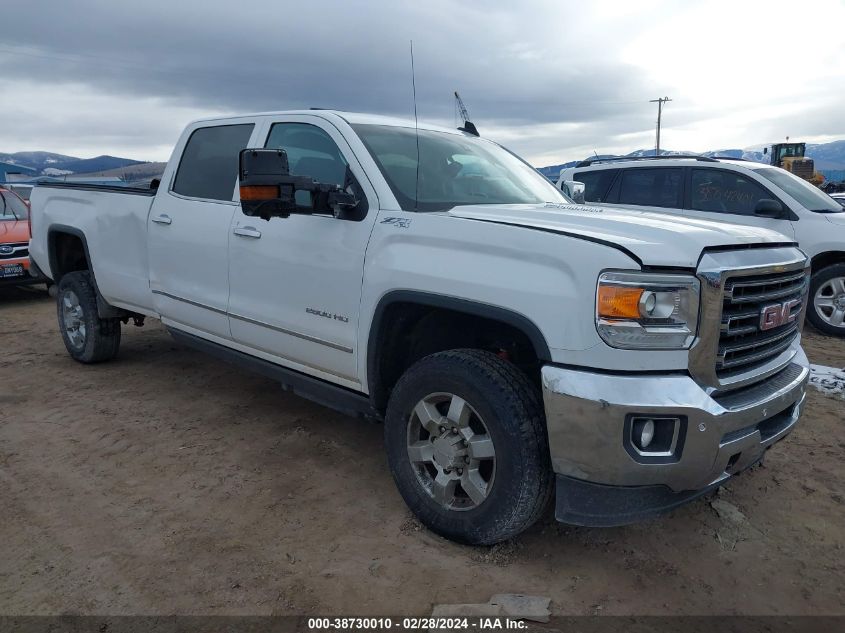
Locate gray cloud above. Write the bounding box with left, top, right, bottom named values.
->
left=2, top=1, right=842, bottom=163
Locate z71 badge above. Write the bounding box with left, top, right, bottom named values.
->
left=380, top=217, right=412, bottom=228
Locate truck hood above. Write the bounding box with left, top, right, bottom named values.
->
left=448, top=203, right=793, bottom=268
left=0, top=219, right=30, bottom=243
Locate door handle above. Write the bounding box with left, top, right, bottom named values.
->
left=233, top=226, right=262, bottom=239
left=151, top=214, right=172, bottom=225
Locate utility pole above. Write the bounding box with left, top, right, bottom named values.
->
left=649, top=96, right=672, bottom=155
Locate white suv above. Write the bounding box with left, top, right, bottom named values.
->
left=558, top=156, right=845, bottom=336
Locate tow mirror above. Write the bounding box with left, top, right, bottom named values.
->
left=238, top=148, right=358, bottom=220
left=562, top=180, right=586, bottom=204
left=754, top=198, right=784, bottom=218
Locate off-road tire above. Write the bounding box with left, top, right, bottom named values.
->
left=384, top=349, right=553, bottom=545
left=807, top=263, right=845, bottom=336
left=56, top=271, right=121, bottom=363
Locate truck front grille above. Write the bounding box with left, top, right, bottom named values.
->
left=717, top=270, right=807, bottom=379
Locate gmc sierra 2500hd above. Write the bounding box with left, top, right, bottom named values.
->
left=29, top=111, right=811, bottom=544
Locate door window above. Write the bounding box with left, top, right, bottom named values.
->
left=265, top=123, right=351, bottom=207
left=572, top=170, right=618, bottom=203
left=1, top=190, right=29, bottom=220
left=172, top=124, right=255, bottom=201
left=691, top=169, right=773, bottom=215
left=617, top=168, right=682, bottom=208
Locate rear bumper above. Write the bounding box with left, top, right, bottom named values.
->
left=542, top=350, right=809, bottom=524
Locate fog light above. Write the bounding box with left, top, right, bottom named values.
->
left=634, top=418, right=655, bottom=449
left=627, top=416, right=682, bottom=458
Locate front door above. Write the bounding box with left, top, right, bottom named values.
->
left=148, top=121, right=257, bottom=339
left=227, top=116, right=379, bottom=388
left=682, top=167, right=796, bottom=239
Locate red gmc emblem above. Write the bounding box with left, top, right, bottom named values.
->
left=760, top=299, right=800, bottom=331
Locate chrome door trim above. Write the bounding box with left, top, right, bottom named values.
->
left=151, top=289, right=227, bottom=315
left=228, top=312, right=353, bottom=353
left=153, top=292, right=354, bottom=354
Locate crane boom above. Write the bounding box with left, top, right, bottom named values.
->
left=453, top=91, right=479, bottom=137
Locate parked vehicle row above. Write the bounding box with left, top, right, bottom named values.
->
left=0, top=186, right=45, bottom=287
left=557, top=156, right=845, bottom=335
left=28, top=110, right=810, bottom=544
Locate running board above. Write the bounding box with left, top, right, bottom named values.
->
left=167, top=328, right=382, bottom=421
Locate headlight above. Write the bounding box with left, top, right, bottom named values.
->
left=596, top=271, right=700, bottom=349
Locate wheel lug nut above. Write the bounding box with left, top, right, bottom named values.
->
left=452, top=427, right=459, bottom=435
left=457, top=468, right=463, bottom=475
left=462, top=439, right=468, bottom=447
left=439, top=426, right=446, bottom=433
left=464, top=456, right=470, bottom=464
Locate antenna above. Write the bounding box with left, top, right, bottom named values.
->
left=410, top=40, right=420, bottom=211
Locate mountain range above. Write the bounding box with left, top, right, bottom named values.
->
left=5, top=138, right=845, bottom=182
left=0, top=151, right=144, bottom=176
left=538, top=139, right=845, bottom=180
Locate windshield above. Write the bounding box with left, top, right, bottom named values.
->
left=352, top=124, right=568, bottom=212
left=751, top=167, right=843, bottom=213
left=0, top=190, right=29, bottom=221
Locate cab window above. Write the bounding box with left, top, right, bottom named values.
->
left=572, top=169, right=618, bottom=203
left=617, top=168, right=682, bottom=208
left=172, top=124, right=255, bottom=201
left=690, top=169, right=773, bottom=216
left=265, top=123, right=349, bottom=207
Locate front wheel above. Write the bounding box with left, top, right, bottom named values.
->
left=384, top=349, right=552, bottom=545
left=56, top=271, right=121, bottom=363
left=807, top=264, right=845, bottom=336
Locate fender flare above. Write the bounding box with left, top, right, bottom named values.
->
left=366, top=290, right=552, bottom=405
left=47, top=224, right=125, bottom=319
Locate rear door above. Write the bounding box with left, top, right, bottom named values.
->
left=603, top=167, right=684, bottom=214
left=227, top=115, right=378, bottom=388
left=148, top=120, right=258, bottom=338
left=682, top=167, right=795, bottom=238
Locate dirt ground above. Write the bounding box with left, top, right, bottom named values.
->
left=1, top=285, right=843, bottom=616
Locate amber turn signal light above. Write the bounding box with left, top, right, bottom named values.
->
left=597, top=285, right=644, bottom=319
left=239, top=185, right=279, bottom=201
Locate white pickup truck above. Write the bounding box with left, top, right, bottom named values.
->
left=29, top=111, right=811, bottom=544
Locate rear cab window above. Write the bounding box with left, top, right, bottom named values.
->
left=172, top=124, right=255, bottom=201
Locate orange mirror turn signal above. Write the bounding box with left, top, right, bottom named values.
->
left=239, top=185, right=279, bottom=201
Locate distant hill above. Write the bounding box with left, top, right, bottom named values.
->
left=74, top=162, right=167, bottom=181
left=538, top=139, right=845, bottom=180
left=0, top=151, right=144, bottom=175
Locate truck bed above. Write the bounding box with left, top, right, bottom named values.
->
left=29, top=182, right=159, bottom=315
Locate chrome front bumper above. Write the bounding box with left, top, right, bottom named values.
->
left=541, top=348, right=809, bottom=494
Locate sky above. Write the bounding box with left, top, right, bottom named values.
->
left=2, top=0, right=844, bottom=167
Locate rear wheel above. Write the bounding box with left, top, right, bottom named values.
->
left=384, top=349, right=552, bottom=545
left=808, top=264, right=845, bottom=336
left=56, top=271, right=121, bottom=363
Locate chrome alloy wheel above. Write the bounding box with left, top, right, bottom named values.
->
left=814, top=276, right=845, bottom=329
left=406, top=392, right=496, bottom=511
left=62, top=290, right=86, bottom=349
